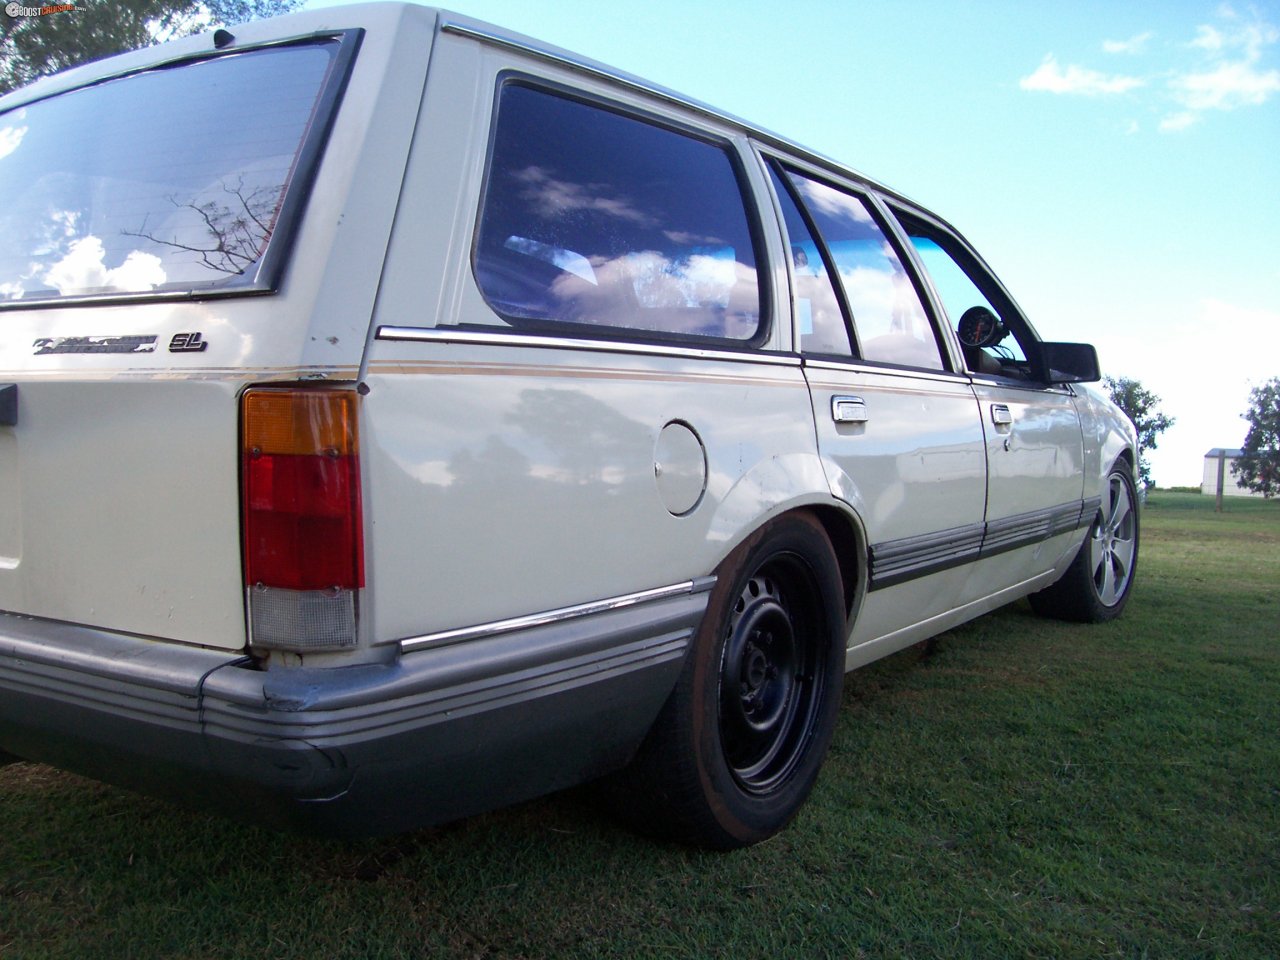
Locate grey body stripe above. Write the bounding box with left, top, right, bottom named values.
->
left=868, top=498, right=1098, bottom=591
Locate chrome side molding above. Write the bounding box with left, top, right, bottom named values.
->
left=399, top=578, right=716, bottom=653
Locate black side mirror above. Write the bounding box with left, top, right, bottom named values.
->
left=1038, top=342, right=1100, bottom=384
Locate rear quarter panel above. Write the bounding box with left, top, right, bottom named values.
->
left=359, top=343, right=823, bottom=642
left=357, top=31, right=834, bottom=643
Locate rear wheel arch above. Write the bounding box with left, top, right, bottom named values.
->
left=704, top=495, right=867, bottom=625
left=806, top=503, right=866, bottom=625
left=610, top=508, right=850, bottom=848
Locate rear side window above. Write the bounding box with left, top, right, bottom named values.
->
left=472, top=83, right=765, bottom=344
left=0, top=37, right=353, bottom=306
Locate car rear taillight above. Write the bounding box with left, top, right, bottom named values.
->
left=241, top=387, right=363, bottom=653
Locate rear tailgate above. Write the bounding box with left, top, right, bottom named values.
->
left=0, top=7, right=432, bottom=650
left=0, top=356, right=246, bottom=648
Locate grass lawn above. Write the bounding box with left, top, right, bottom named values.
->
left=1, top=491, right=1276, bottom=959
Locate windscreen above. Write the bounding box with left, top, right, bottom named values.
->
left=0, top=40, right=340, bottom=304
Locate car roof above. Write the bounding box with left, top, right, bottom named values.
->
left=2, top=2, right=926, bottom=204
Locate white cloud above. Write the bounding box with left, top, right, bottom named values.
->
left=1191, top=23, right=1227, bottom=54
left=1021, top=9, right=1279, bottom=132
left=1163, top=8, right=1280, bottom=129
left=1020, top=55, right=1145, bottom=95
left=1104, top=32, right=1153, bottom=55
left=1191, top=8, right=1277, bottom=59
left=1158, top=111, right=1199, bottom=132
left=1169, top=55, right=1280, bottom=111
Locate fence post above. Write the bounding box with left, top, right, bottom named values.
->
left=1216, top=450, right=1226, bottom=512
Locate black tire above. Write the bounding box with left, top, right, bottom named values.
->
left=611, top=512, right=846, bottom=849
left=1029, top=460, right=1139, bottom=623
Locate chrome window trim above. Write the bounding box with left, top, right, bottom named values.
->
left=968, top=373, right=1075, bottom=396
left=398, top=578, right=716, bottom=653
left=802, top=356, right=971, bottom=385
left=0, top=286, right=272, bottom=314
left=375, top=326, right=802, bottom=367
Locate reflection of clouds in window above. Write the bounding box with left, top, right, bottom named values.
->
left=40, top=209, right=81, bottom=255
left=783, top=166, right=941, bottom=367
left=663, top=229, right=726, bottom=246
left=0, top=204, right=84, bottom=299
left=475, top=85, right=763, bottom=341
left=0, top=44, right=335, bottom=304
left=0, top=117, right=28, bottom=161
left=547, top=249, right=757, bottom=337
left=43, top=236, right=166, bottom=295
left=842, top=264, right=897, bottom=327
left=841, top=263, right=940, bottom=368
left=841, top=265, right=930, bottom=337
left=629, top=249, right=737, bottom=309
left=548, top=250, right=737, bottom=311
left=504, top=236, right=598, bottom=284
left=794, top=178, right=874, bottom=224
left=513, top=166, right=655, bottom=225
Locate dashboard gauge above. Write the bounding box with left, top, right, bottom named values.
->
left=957, top=305, right=1006, bottom=348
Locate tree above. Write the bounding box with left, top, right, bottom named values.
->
left=1232, top=377, right=1280, bottom=498
left=1104, top=376, right=1175, bottom=489
left=1, top=0, right=300, bottom=96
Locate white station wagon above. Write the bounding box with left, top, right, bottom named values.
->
left=0, top=3, right=1138, bottom=848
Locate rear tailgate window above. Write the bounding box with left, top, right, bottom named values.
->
left=0, top=33, right=357, bottom=307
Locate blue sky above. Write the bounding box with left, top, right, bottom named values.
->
left=307, top=0, right=1279, bottom=486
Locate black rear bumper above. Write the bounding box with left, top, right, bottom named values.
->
left=0, top=584, right=709, bottom=836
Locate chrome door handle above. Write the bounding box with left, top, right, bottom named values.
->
left=832, top=395, right=868, bottom=424
left=990, top=403, right=1013, bottom=426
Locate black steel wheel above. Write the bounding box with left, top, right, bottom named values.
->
left=719, top=563, right=825, bottom=795
left=611, top=512, right=846, bottom=849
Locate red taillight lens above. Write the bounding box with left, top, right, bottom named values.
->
left=242, top=388, right=364, bottom=591
left=241, top=388, right=364, bottom=654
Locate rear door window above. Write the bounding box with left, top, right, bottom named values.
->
left=472, top=82, right=766, bottom=345
left=0, top=37, right=355, bottom=306
left=767, top=165, right=851, bottom=357
left=781, top=168, right=945, bottom=371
